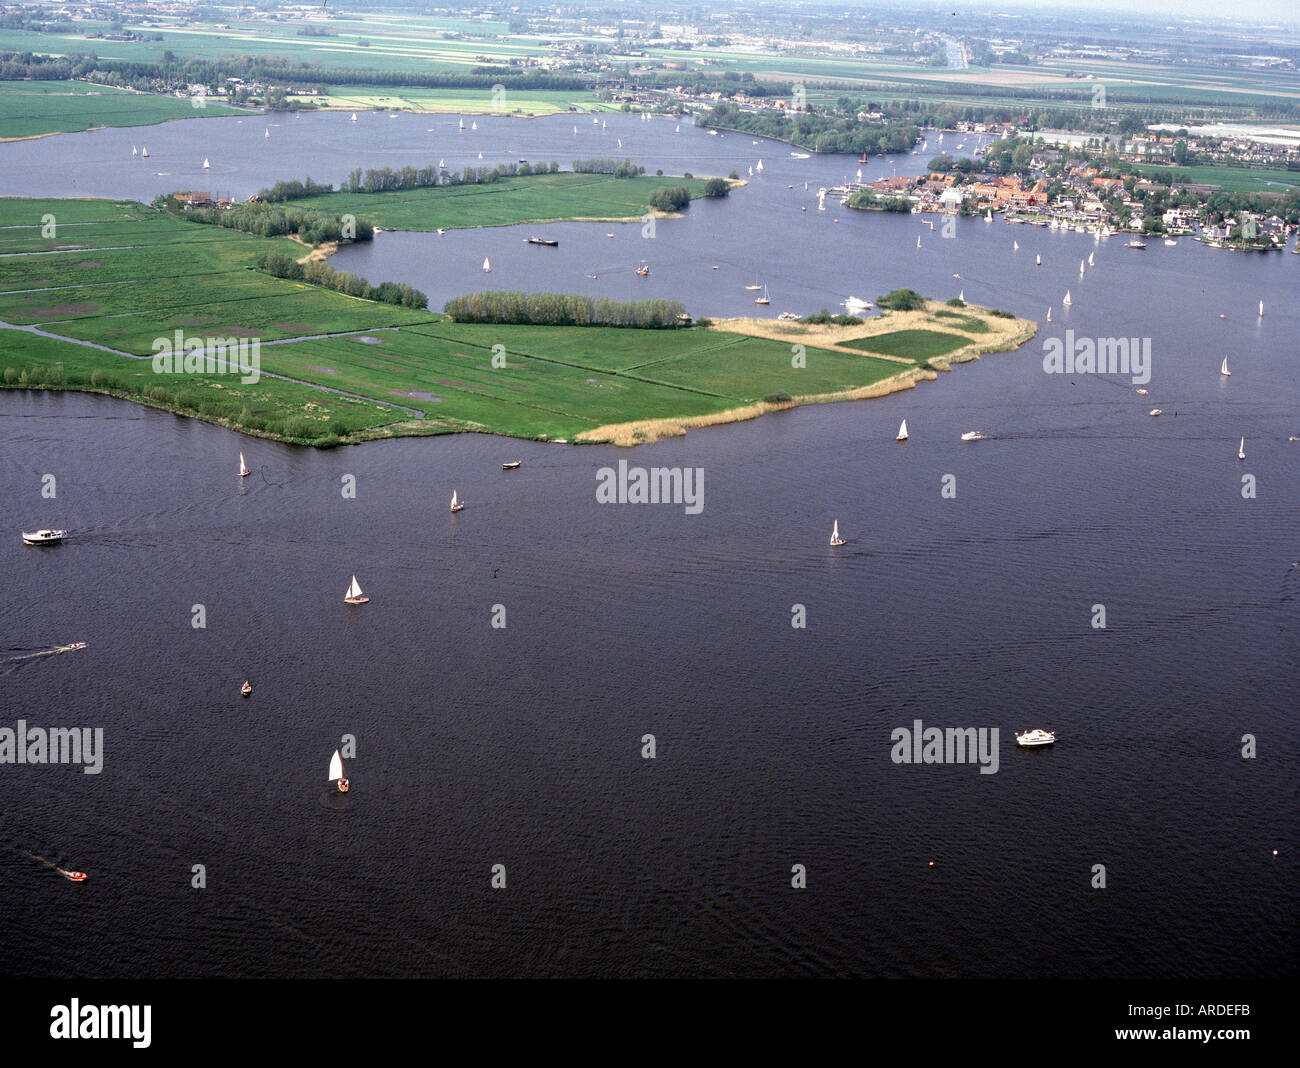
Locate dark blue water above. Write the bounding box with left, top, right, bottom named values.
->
left=0, top=114, right=1296, bottom=978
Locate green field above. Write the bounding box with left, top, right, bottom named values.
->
left=843, top=328, right=976, bottom=361
left=1129, top=162, right=1300, bottom=194
left=298, top=173, right=722, bottom=231
left=0, top=196, right=1030, bottom=446
left=0, top=80, right=245, bottom=140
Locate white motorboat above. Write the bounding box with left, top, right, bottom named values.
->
left=960, top=431, right=983, bottom=441
left=843, top=296, right=873, bottom=312
left=22, top=528, right=68, bottom=545
left=1149, top=408, right=1163, bottom=416
left=1015, top=729, right=1056, bottom=748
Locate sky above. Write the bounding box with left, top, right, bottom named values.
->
left=926, top=0, right=1299, bottom=24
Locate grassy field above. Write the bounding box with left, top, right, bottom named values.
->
left=1128, top=162, right=1300, bottom=194
left=0, top=196, right=1035, bottom=446
left=0, top=80, right=245, bottom=140
left=298, top=173, right=722, bottom=231
left=842, top=328, right=977, bottom=361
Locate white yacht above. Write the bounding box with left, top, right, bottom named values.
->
left=1015, top=729, right=1056, bottom=748
left=22, top=528, right=68, bottom=545
left=960, top=431, right=984, bottom=441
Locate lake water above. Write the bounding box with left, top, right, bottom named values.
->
left=1, top=112, right=1296, bottom=978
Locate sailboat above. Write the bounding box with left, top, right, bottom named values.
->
left=573, top=125, right=577, bottom=135
left=745, top=273, right=762, bottom=291
left=483, top=257, right=491, bottom=273
left=1046, top=307, right=1053, bottom=322
left=896, top=419, right=908, bottom=442
left=958, top=289, right=964, bottom=302
left=459, top=118, right=465, bottom=130
left=1221, top=357, right=1231, bottom=376
left=450, top=489, right=464, bottom=513
left=344, top=575, right=369, bottom=605
left=203, top=157, right=210, bottom=170
left=1013, top=240, right=1019, bottom=250
left=264, top=127, right=269, bottom=139
left=985, top=209, right=992, bottom=221
left=241, top=680, right=252, bottom=697
left=438, top=159, right=445, bottom=169
left=1088, top=252, right=1095, bottom=267
left=754, top=285, right=770, bottom=306
left=675, top=124, right=680, bottom=133
left=1035, top=253, right=1041, bottom=266
left=1063, top=289, right=1072, bottom=306
left=471, top=121, right=478, bottom=131
left=617, top=138, right=622, bottom=149
left=830, top=520, right=844, bottom=547
left=593, top=116, right=599, bottom=125
left=916, top=235, right=922, bottom=249
left=748, top=165, right=753, bottom=176
left=1238, top=437, right=1246, bottom=460
left=1259, top=300, right=1264, bottom=316
left=477, top=151, right=483, bottom=160
left=350, top=113, right=358, bottom=122
left=239, top=452, right=250, bottom=477
left=141, top=147, right=149, bottom=158
left=856, top=167, right=862, bottom=181
left=1079, top=258, right=1085, bottom=274
left=329, top=749, right=349, bottom=793
left=131, top=144, right=137, bottom=157
left=601, top=120, right=606, bottom=129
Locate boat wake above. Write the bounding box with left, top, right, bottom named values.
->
left=24, top=851, right=85, bottom=881
left=1, top=641, right=87, bottom=665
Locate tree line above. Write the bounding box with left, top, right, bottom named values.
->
left=444, top=291, right=687, bottom=328
left=256, top=252, right=428, bottom=309
left=696, top=104, right=921, bottom=156
left=162, top=197, right=374, bottom=246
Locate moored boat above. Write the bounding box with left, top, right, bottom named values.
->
left=502, top=461, right=521, bottom=470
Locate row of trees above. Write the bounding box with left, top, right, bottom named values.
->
left=444, top=291, right=687, bottom=328
left=844, top=190, right=912, bottom=213
left=168, top=199, right=373, bottom=246
left=573, top=157, right=646, bottom=177
left=256, top=252, right=427, bottom=309
left=696, top=103, right=921, bottom=157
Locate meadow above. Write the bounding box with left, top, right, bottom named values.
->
left=295, top=173, right=719, bottom=231
left=0, top=80, right=245, bottom=140
left=0, top=196, right=1033, bottom=446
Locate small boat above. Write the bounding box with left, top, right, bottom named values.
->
left=745, top=273, right=762, bottom=291
left=477, top=151, right=483, bottom=160
left=1063, top=289, right=1072, bottom=306
left=916, top=235, right=922, bottom=249
left=1136, top=388, right=1148, bottom=395
left=1259, top=300, right=1264, bottom=317
left=756, top=161, right=764, bottom=173
left=777, top=311, right=800, bottom=321
left=960, top=431, right=983, bottom=441
left=241, top=680, right=252, bottom=697
left=202, top=157, right=210, bottom=169
left=573, top=125, right=577, bottom=134
left=896, top=419, right=908, bottom=442
left=1035, top=254, right=1041, bottom=266
left=131, top=144, right=137, bottom=156
left=606, top=232, right=614, bottom=238
left=525, top=237, right=559, bottom=246
left=843, top=296, right=873, bottom=311
left=1238, top=437, right=1246, bottom=461
left=958, top=289, right=964, bottom=302
left=344, top=575, right=369, bottom=605
left=65, top=870, right=87, bottom=882
left=829, top=520, right=844, bottom=547
left=635, top=264, right=649, bottom=277
left=1148, top=408, right=1163, bottom=417
left=1079, top=259, right=1085, bottom=274
left=471, top=121, right=478, bottom=131
left=350, top=113, right=358, bottom=122
left=22, top=528, right=68, bottom=545
left=754, top=285, right=770, bottom=306
left=1164, top=238, right=1177, bottom=246
left=239, top=451, right=250, bottom=477
left=450, top=490, right=464, bottom=513
left=789, top=151, right=809, bottom=159
left=1221, top=357, right=1231, bottom=377
left=329, top=749, right=349, bottom=793
left=1013, top=240, right=1019, bottom=250
left=264, top=128, right=269, bottom=139
left=438, top=159, right=445, bottom=169
left=1015, top=729, right=1056, bottom=748
left=676, top=125, right=680, bottom=133
left=1088, top=252, right=1095, bottom=266
left=593, top=117, right=599, bottom=125
left=460, top=118, right=465, bottom=130
left=617, top=139, right=622, bottom=149
left=1126, top=240, right=1147, bottom=249
left=141, top=147, right=149, bottom=158
left=502, top=461, right=522, bottom=470
left=483, top=257, right=491, bottom=273
left=985, top=210, right=992, bottom=221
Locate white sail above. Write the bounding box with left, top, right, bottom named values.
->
left=141, top=147, right=148, bottom=157
left=897, top=419, right=908, bottom=440
left=675, top=125, right=680, bottom=133
left=1013, top=240, right=1019, bottom=250
left=483, top=257, right=491, bottom=272
left=1035, top=253, right=1041, bottom=265
left=1046, top=307, right=1053, bottom=322
left=328, top=749, right=344, bottom=782
left=346, top=575, right=363, bottom=600
left=1221, top=358, right=1230, bottom=376
left=1238, top=437, right=1245, bottom=459
left=1063, top=289, right=1072, bottom=305
left=239, top=451, right=249, bottom=475
left=478, top=151, right=482, bottom=160
left=1259, top=300, right=1264, bottom=316
left=1088, top=252, right=1095, bottom=266
left=958, top=289, right=964, bottom=302
left=131, top=144, right=137, bottom=156
left=573, top=125, right=577, bottom=134
left=351, top=113, right=358, bottom=122
left=459, top=118, right=465, bottom=129
left=451, top=490, right=459, bottom=508
left=1079, top=259, right=1085, bottom=273
left=471, top=121, right=477, bottom=130
left=438, top=159, right=445, bottom=169
left=985, top=209, right=992, bottom=221
left=856, top=167, right=862, bottom=181
left=203, top=158, right=210, bottom=169
left=916, top=235, right=921, bottom=249
left=265, top=127, right=269, bottom=139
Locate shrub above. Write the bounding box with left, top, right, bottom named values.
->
left=876, top=288, right=926, bottom=311
left=989, top=308, right=1015, bottom=318
left=764, top=391, right=793, bottom=404
left=946, top=297, right=966, bottom=307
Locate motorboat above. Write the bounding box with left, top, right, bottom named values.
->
left=960, top=431, right=983, bottom=441
left=22, top=529, right=68, bottom=545
left=1015, top=729, right=1056, bottom=748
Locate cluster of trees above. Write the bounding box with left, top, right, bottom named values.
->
left=256, top=252, right=427, bottom=309
left=649, top=186, right=691, bottom=211
left=696, top=103, right=920, bottom=156
left=877, top=289, right=927, bottom=311
left=800, top=310, right=865, bottom=325
left=168, top=198, right=373, bottom=246
left=844, top=190, right=912, bottom=213
left=255, top=177, right=334, bottom=203
left=573, top=157, right=645, bottom=177
left=444, top=291, right=687, bottom=328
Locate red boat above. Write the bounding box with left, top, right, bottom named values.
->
left=65, top=871, right=87, bottom=882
